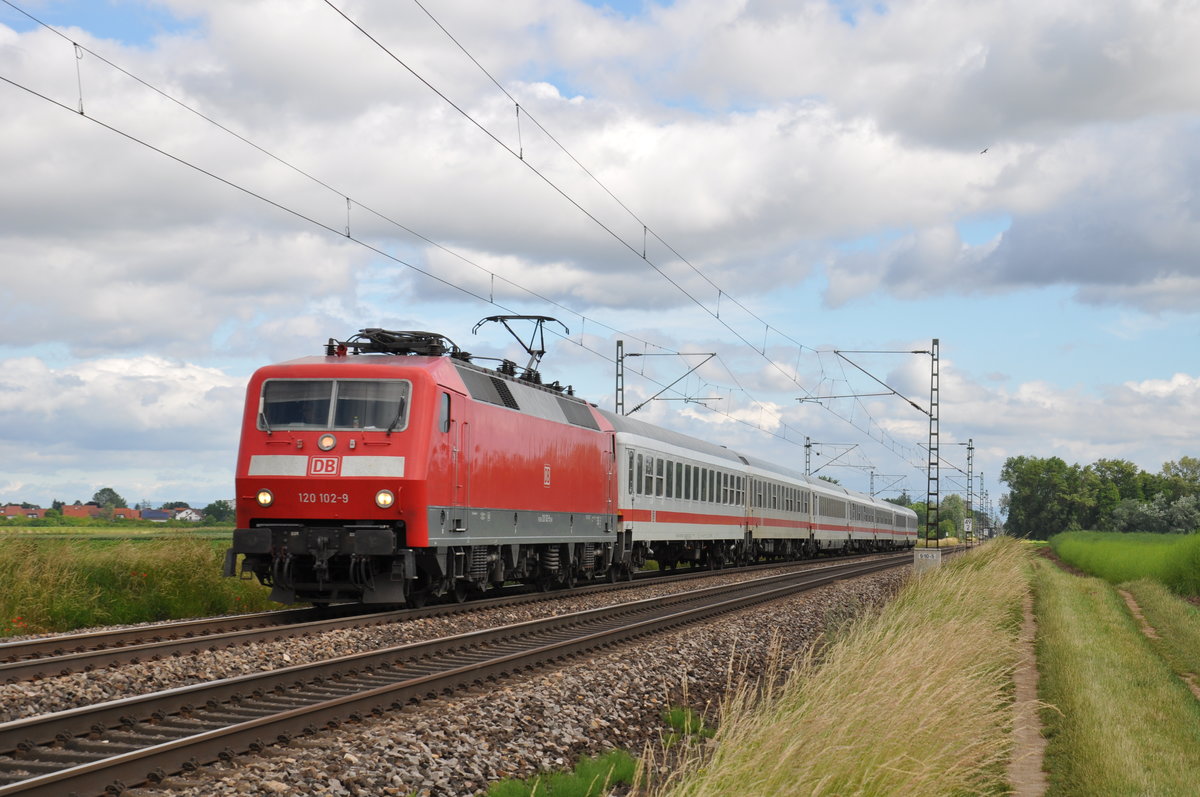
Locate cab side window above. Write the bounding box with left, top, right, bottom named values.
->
left=439, top=393, right=451, bottom=433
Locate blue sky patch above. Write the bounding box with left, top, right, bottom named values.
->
left=1, top=0, right=197, bottom=46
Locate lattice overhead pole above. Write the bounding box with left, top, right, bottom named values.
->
left=926, top=339, right=940, bottom=546
left=966, top=438, right=974, bottom=545
left=615, top=340, right=626, bottom=416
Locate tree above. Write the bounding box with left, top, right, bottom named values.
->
left=1089, top=459, right=1145, bottom=502
left=816, top=475, right=840, bottom=485
left=1000, top=456, right=1087, bottom=539
left=201, top=500, right=235, bottom=524
left=91, top=487, right=127, bottom=509
left=162, top=501, right=191, bottom=510
left=939, top=494, right=967, bottom=536
left=1161, top=457, right=1200, bottom=501
left=884, top=491, right=913, bottom=507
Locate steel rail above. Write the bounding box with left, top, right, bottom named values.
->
left=0, top=553, right=893, bottom=683
left=0, top=555, right=908, bottom=796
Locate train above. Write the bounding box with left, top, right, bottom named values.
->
left=223, top=326, right=918, bottom=605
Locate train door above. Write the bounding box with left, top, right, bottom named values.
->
left=442, top=390, right=468, bottom=532
left=607, top=436, right=616, bottom=518
left=454, top=419, right=470, bottom=527
left=748, top=477, right=760, bottom=534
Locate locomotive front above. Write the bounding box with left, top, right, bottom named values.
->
left=225, top=347, right=442, bottom=605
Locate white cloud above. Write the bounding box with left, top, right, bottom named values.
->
left=2, top=0, right=1199, bottom=510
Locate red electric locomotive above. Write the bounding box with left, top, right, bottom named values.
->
left=224, top=328, right=627, bottom=605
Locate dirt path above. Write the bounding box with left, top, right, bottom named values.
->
left=1007, top=591, right=1049, bottom=796
left=1118, top=588, right=1200, bottom=701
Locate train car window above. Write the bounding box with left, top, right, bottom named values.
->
left=684, top=464, right=692, bottom=500
left=642, top=455, right=652, bottom=496
left=655, top=458, right=665, bottom=497
left=676, top=462, right=684, bottom=499
left=699, top=468, right=707, bottom=502
left=665, top=460, right=675, bottom=498
left=709, top=470, right=717, bottom=504
left=628, top=451, right=636, bottom=495
left=333, top=381, right=410, bottom=430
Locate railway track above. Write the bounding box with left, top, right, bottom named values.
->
left=0, top=553, right=909, bottom=796
left=0, top=554, right=893, bottom=684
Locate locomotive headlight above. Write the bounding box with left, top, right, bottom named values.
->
left=318, top=433, right=337, bottom=451
left=256, top=489, right=274, bottom=507
left=375, top=489, right=395, bottom=509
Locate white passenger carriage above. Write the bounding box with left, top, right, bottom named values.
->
left=601, top=410, right=917, bottom=569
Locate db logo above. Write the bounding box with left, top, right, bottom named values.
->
left=309, top=456, right=341, bottom=476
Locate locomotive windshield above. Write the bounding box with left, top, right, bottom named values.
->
left=259, top=379, right=410, bottom=431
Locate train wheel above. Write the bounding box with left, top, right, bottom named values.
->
left=452, top=581, right=469, bottom=603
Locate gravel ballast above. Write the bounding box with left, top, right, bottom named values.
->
left=114, top=566, right=910, bottom=797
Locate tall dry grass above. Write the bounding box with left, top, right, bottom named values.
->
left=656, top=538, right=1030, bottom=797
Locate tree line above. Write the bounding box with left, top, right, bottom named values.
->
left=1000, top=455, right=1200, bottom=539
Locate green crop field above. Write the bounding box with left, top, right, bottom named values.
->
left=1050, top=531, right=1200, bottom=595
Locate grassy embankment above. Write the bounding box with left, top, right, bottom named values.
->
left=655, top=537, right=1029, bottom=796
left=1050, top=530, right=1200, bottom=595
left=1034, top=558, right=1200, bottom=795
left=0, top=535, right=275, bottom=636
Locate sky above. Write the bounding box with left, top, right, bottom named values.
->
left=1, top=0, right=1198, bottom=518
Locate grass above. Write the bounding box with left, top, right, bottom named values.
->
left=0, top=525, right=233, bottom=540
left=1034, top=560, right=1200, bottom=796
left=485, top=750, right=638, bottom=797
left=0, top=536, right=275, bottom=635
left=915, top=536, right=961, bottom=547
left=655, top=537, right=1030, bottom=797
left=1050, top=531, right=1200, bottom=595
left=1122, top=578, right=1200, bottom=692
left=660, top=705, right=715, bottom=748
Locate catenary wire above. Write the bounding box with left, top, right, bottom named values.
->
left=0, top=2, right=927, bottom=479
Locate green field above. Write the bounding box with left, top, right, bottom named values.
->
left=1050, top=531, right=1200, bottom=595
left=0, top=524, right=233, bottom=540
left=1034, top=560, right=1200, bottom=795
left=0, top=535, right=274, bottom=636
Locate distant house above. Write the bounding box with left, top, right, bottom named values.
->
left=141, top=509, right=173, bottom=523
left=62, top=503, right=105, bottom=519
left=1, top=504, right=46, bottom=519
left=112, top=508, right=142, bottom=520
left=173, top=508, right=203, bottom=522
